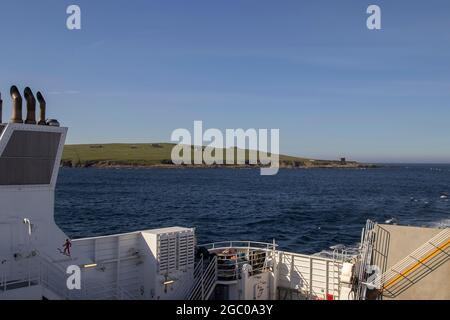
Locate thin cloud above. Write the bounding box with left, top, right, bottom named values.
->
left=49, top=90, right=80, bottom=95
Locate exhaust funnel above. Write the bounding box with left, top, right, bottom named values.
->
left=36, top=91, right=47, bottom=125
left=10, top=85, right=23, bottom=124
left=24, top=87, right=37, bottom=125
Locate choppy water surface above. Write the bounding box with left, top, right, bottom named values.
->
left=55, top=165, right=450, bottom=254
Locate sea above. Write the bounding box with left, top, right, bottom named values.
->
left=55, top=165, right=450, bottom=254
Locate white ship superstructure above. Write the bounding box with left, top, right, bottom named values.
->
left=0, top=86, right=449, bottom=300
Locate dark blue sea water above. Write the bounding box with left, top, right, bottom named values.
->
left=55, top=165, right=450, bottom=254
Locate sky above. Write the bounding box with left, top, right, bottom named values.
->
left=0, top=0, right=449, bottom=163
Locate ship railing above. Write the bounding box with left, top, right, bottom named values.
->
left=201, top=241, right=277, bottom=282
left=177, top=256, right=205, bottom=299
left=277, top=251, right=342, bottom=300
left=216, top=250, right=273, bottom=281
left=37, top=254, right=137, bottom=300
left=187, top=255, right=218, bottom=300
left=0, top=270, right=40, bottom=293
left=38, top=253, right=96, bottom=299
left=355, top=219, right=377, bottom=300
left=1, top=274, right=41, bottom=291
left=0, top=256, right=42, bottom=294
left=202, top=241, right=278, bottom=252
left=367, top=227, right=450, bottom=297
left=0, top=252, right=136, bottom=300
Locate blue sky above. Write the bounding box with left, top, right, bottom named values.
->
left=0, top=0, right=449, bottom=163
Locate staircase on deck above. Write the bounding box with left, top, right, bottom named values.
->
left=372, top=227, right=450, bottom=298
left=186, top=255, right=218, bottom=300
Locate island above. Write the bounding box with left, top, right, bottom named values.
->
left=61, top=143, right=377, bottom=169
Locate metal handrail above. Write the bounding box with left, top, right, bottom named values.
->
left=177, top=258, right=204, bottom=299
left=38, top=254, right=137, bottom=300
left=0, top=257, right=136, bottom=300
left=371, top=228, right=449, bottom=290
left=189, top=258, right=216, bottom=299
left=356, top=220, right=376, bottom=299
left=216, top=250, right=271, bottom=280
left=200, top=241, right=278, bottom=284
left=201, top=241, right=278, bottom=251
left=188, top=256, right=218, bottom=300
left=0, top=274, right=40, bottom=292
left=277, top=250, right=343, bottom=300
left=0, top=256, right=41, bottom=294
left=38, top=255, right=73, bottom=299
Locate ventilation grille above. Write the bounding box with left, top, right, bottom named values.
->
left=157, top=230, right=195, bottom=274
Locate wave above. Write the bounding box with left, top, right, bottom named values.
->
left=428, top=218, right=450, bottom=228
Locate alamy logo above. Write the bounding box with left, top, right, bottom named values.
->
left=63, top=5, right=380, bottom=31
left=66, top=5, right=81, bottom=30
left=66, top=265, right=81, bottom=290
left=171, top=121, right=280, bottom=175
left=367, top=5, right=381, bottom=30
left=365, top=265, right=382, bottom=290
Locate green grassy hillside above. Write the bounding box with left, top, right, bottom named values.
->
left=62, top=143, right=360, bottom=168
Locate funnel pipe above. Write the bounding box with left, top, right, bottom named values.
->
left=36, top=91, right=47, bottom=125
left=10, top=86, right=23, bottom=124
left=24, top=87, right=37, bottom=125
